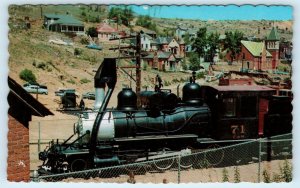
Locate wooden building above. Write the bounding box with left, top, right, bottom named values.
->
left=226, top=40, right=273, bottom=71
left=7, top=77, right=53, bottom=181
left=96, top=23, right=118, bottom=42
left=44, top=14, right=84, bottom=34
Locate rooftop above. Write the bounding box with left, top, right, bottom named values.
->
left=267, top=27, right=280, bottom=41
left=8, top=77, right=53, bottom=117
left=44, top=13, right=83, bottom=26
left=241, top=40, right=272, bottom=57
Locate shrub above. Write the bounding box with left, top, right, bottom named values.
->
left=32, top=60, right=36, bottom=67
left=74, top=49, right=81, bottom=56
left=74, top=48, right=83, bottom=56
left=263, top=169, right=271, bottom=183
left=67, top=79, right=75, bottom=84
left=222, top=168, right=229, bottom=182
left=19, top=69, right=36, bottom=83
left=164, top=80, right=171, bottom=86
left=143, top=62, right=148, bottom=71
left=196, top=72, right=205, bottom=79
left=172, top=78, right=180, bottom=83
left=80, top=78, right=91, bottom=84
left=281, top=160, right=292, bottom=182
left=234, top=166, right=241, bottom=183
left=80, top=37, right=89, bottom=45
left=37, top=62, right=46, bottom=70
left=181, top=59, right=188, bottom=70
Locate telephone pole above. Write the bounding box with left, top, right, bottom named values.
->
left=135, top=32, right=141, bottom=97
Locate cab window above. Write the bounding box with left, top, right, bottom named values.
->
left=223, top=98, right=236, bottom=117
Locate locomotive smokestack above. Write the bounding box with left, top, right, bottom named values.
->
left=93, top=58, right=117, bottom=110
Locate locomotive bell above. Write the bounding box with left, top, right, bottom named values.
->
left=117, top=88, right=137, bottom=112
left=182, top=82, right=203, bottom=106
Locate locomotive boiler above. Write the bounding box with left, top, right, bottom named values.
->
left=38, top=58, right=292, bottom=174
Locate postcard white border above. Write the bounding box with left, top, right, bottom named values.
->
left=0, top=0, right=299, bottom=188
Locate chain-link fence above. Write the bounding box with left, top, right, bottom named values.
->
left=33, top=133, right=292, bottom=183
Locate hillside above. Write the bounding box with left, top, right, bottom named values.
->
left=7, top=5, right=293, bottom=118
left=154, top=18, right=293, bottom=41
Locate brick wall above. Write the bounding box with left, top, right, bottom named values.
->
left=7, top=114, right=30, bottom=182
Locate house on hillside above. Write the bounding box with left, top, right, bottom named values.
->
left=142, top=29, right=157, bottom=39
left=141, top=33, right=153, bottom=51
left=7, top=77, right=53, bottom=182
left=132, top=27, right=157, bottom=39
left=279, top=41, right=292, bottom=61
left=96, top=23, right=118, bottom=41
left=155, top=37, right=185, bottom=57
left=175, top=25, right=197, bottom=40
left=44, top=13, right=84, bottom=34
left=226, top=40, right=273, bottom=71
left=142, top=51, right=182, bottom=71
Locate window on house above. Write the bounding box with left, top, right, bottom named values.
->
left=146, top=44, right=148, bottom=49
left=222, top=98, right=237, bottom=117
left=68, top=26, right=72, bottom=31
left=62, top=25, right=66, bottom=31
left=79, top=27, right=84, bottom=31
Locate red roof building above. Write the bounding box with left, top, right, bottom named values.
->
left=96, top=23, right=118, bottom=41
left=7, top=77, right=53, bottom=181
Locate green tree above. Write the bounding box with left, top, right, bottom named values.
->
left=19, top=69, right=37, bottom=83
left=189, top=53, right=200, bottom=71
left=207, top=32, right=220, bottom=62
left=224, top=30, right=244, bottom=63
left=86, top=27, right=98, bottom=38
left=192, top=27, right=208, bottom=60
left=136, top=15, right=157, bottom=32
left=108, top=6, right=134, bottom=26
left=183, top=33, right=191, bottom=45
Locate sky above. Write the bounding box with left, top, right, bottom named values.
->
left=125, top=5, right=293, bottom=20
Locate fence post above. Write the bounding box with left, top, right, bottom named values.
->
left=258, top=138, right=261, bottom=182
left=38, top=122, right=41, bottom=152
left=178, top=155, right=181, bottom=184
left=32, top=170, right=39, bottom=182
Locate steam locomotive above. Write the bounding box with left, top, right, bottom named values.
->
left=38, top=58, right=292, bottom=174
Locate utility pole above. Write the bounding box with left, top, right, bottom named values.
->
left=40, top=5, right=43, bottom=19
left=136, top=32, right=141, bottom=105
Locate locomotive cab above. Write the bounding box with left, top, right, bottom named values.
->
left=201, top=85, right=277, bottom=141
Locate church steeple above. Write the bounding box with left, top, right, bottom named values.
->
left=265, top=27, right=280, bottom=70
left=267, top=27, right=280, bottom=41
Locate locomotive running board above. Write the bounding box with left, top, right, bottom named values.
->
left=114, top=134, right=198, bottom=142
left=135, top=148, right=192, bottom=162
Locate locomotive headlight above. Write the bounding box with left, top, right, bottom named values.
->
left=216, top=94, right=218, bottom=99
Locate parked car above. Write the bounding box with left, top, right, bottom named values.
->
left=82, top=91, right=95, bottom=100
left=23, top=82, right=39, bottom=87
left=86, top=43, right=102, bottom=50
left=55, top=89, right=76, bottom=96
left=23, top=84, right=48, bottom=95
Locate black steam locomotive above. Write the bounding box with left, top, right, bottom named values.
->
left=38, top=58, right=292, bottom=174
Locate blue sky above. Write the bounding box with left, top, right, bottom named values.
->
left=125, top=5, right=293, bottom=20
